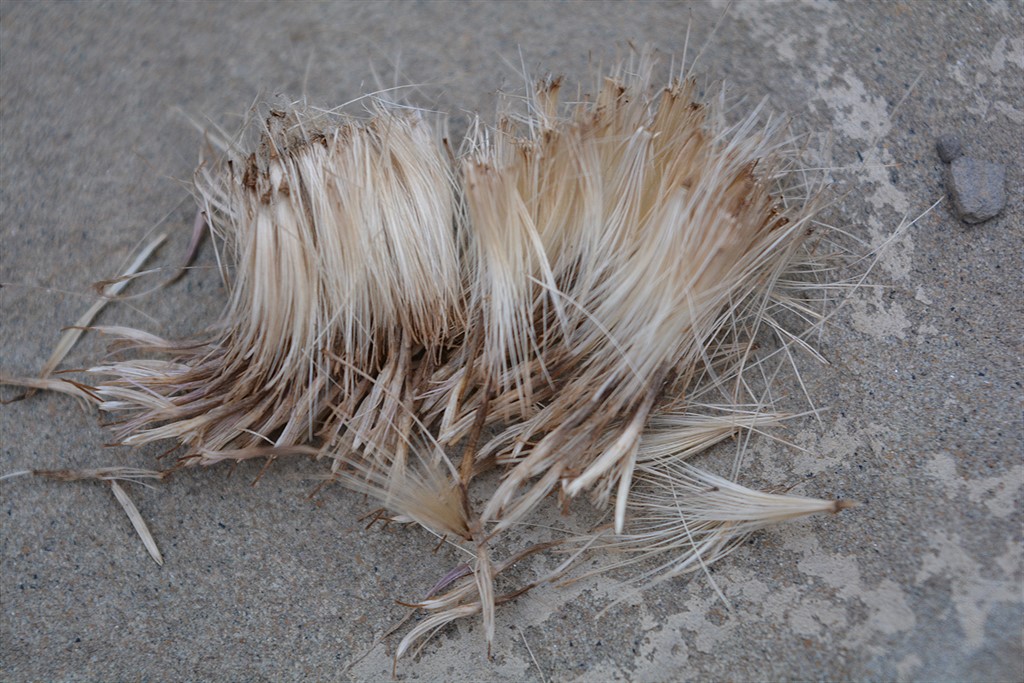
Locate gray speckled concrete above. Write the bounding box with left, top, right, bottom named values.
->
left=2, top=2, right=1021, bottom=681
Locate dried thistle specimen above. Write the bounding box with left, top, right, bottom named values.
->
left=94, top=106, right=462, bottom=479
left=12, top=53, right=851, bottom=659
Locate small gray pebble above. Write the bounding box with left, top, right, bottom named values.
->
left=947, top=156, right=1006, bottom=224
left=935, top=134, right=963, bottom=163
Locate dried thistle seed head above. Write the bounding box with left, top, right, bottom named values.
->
left=94, top=104, right=461, bottom=462
left=210, top=106, right=462, bottom=378
left=465, top=60, right=821, bottom=538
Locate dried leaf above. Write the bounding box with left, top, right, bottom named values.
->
left=109, top=480, right=163, bottom=566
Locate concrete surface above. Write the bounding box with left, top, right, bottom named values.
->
left=1, top=1, right=1021, bottom=681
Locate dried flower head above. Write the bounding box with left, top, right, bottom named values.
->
left=10, top=51, right=849, bottom=659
